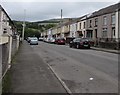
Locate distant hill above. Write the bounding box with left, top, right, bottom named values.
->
left=13, top=17, right=76, bottom=31
left=35, top=19, right=61, bottom=24
left=34, top=18, right=76, bottom=25
left=13, top=18, right=76, bottom=37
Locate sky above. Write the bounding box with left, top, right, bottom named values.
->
left=0, top=0, right=119, bottom=22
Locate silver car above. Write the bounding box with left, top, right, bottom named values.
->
left=30, top=37, right=38, bottom=45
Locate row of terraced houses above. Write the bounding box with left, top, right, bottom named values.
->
left=41, top=3, right=120, bottom=49
left=0, top=5, right=20, bottom=85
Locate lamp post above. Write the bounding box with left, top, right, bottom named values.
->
left=60, top=9, right=63, bottom=37
left=22, top=9, right=26, bottom=41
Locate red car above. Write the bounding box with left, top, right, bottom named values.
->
left=55, top=38, right=66, bottom=45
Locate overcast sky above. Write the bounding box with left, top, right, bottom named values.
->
left=0, top=0, right=119, bottom=22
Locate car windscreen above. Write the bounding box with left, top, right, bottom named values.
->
left=31, top=38, right=38, bottom=40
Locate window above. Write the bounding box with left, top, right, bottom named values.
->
left=86, top=31, right=93, bottom=38
left=102, top=28, right=107, bottom=37
left=103, top=16, right=107, bottom=25
left=79, top=23, right=81, bottom=29
left=76, top=23, right=77, bottom=30
left=111, top=14, right=115, bottom=25
left=95, top=18, right=98, bottom=27
left=83, top=22, right=85, bottom=28
left=89, top=20, right=92, bottom=27
left=0, top=11, right=1, bottom=21
left=3, top=28, right=7, bottom=33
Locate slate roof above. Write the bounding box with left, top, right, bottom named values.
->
left=0, top=5, right=14, bottom=25
left=88, top=2, right=120, bottom=19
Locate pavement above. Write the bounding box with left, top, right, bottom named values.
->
left=91, top=47, right=119, bottom=54
left=66, top=44, right=119, bottom=54
left=9, top=41, right=67, bottom=93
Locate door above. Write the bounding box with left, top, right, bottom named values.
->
left=112, top=28, right=115, bottom=39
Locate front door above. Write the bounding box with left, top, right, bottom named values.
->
left=87, top=30, right=93, bottom=38
left=95, top=29, right=97, bottom=38
left=112, top=27, right=115, bottom=38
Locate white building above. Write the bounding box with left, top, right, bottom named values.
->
left=70, top=22, right=77, bottom=37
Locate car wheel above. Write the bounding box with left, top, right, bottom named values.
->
left=88, top=46, right=90, bottom=49
left=69, top=44, right=72, bottom=48
left=76, top=44, right=79, bottom=49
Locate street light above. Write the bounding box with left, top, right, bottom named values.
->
left=22, top=9, right=26, bottom=41
left=60, top=9, right=63, bottom=37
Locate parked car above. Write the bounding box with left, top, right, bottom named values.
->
left=43, top=38, right=47, bottom=42
left=69, top=38, right=90, bottom=49
left=66, top=37, right=76, bottom=44
left=27, top=37, right=32, bottom=43
left=49, top=37, right=55, bottom=44
left=29, top=37, right=38, bottom=45
left=38, top=37, right=44, bottom=41
left=45, top=38, right=50, bottom=43
left=55, top=38, right=66, bottom=45
left=86, top=38, right=95, bottom=46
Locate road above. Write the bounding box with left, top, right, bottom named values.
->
left=30, top=41, right=118, bottom=93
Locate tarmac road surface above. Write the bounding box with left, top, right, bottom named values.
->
left=31, top=41, right=118, bottom=93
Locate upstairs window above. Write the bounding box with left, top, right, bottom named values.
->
left=103, top=16, right=107, bottom=25
left=89, top=20, right=92, bottom=27
left=83, top=22, right=85, bottom=28
left=79, top=23, right=81, bottom=29
left=111, top=14, right=115, bottom=25
left=95, top=18, right=98, bottom=27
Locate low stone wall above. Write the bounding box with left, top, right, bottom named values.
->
left=0, top=43, right=9, bottom=76
left=11, top=39, right=17, bottom=57
left=98, top=42, right=119, bottom=50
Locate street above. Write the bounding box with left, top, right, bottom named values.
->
left=31, top=41, right=118, bottom=93
left=1, top=2, right=120, bottom=95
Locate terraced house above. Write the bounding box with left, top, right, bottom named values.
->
left=0, top=5, right=19, bottom=80
left=86, top=3, right=120, bottom=48
left=42, top=2, right=119, bottom=49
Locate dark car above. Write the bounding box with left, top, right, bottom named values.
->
left=69, top=38, right=90, bottom=49
left=55, top=38, right=66, bottom=45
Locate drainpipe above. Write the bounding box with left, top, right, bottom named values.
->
left=16, top=35, right=20, bottom=50
left=118, top=5, right=120, bottom=49
left=8, top=34, right=12, bottom=65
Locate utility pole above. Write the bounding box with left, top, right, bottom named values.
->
left=22, top=9, right=26, bottom=41
left=60, top=9, right=62, bottom=37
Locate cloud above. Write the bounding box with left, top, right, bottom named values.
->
left=1, top=2, right=117, bottom=21
left=1, top=0, right=119, bottom=2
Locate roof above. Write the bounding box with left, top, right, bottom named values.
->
left=87, top=2, right=120, bottom=19
left=0, top=5, right=14, bottom=26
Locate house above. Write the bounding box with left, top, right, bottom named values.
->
left=86, top=2, right=120, bottom=44
left=76, top=15, right=88, bottom=38
left=43, top=2, right=120, bottom=49
left=0, top=5, right=16, bottom=36
left=62, top=19, right=72, bottom=38
left=0, top=5, right=19, bottom=78
left=69, top=20, right=77, bottom=37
